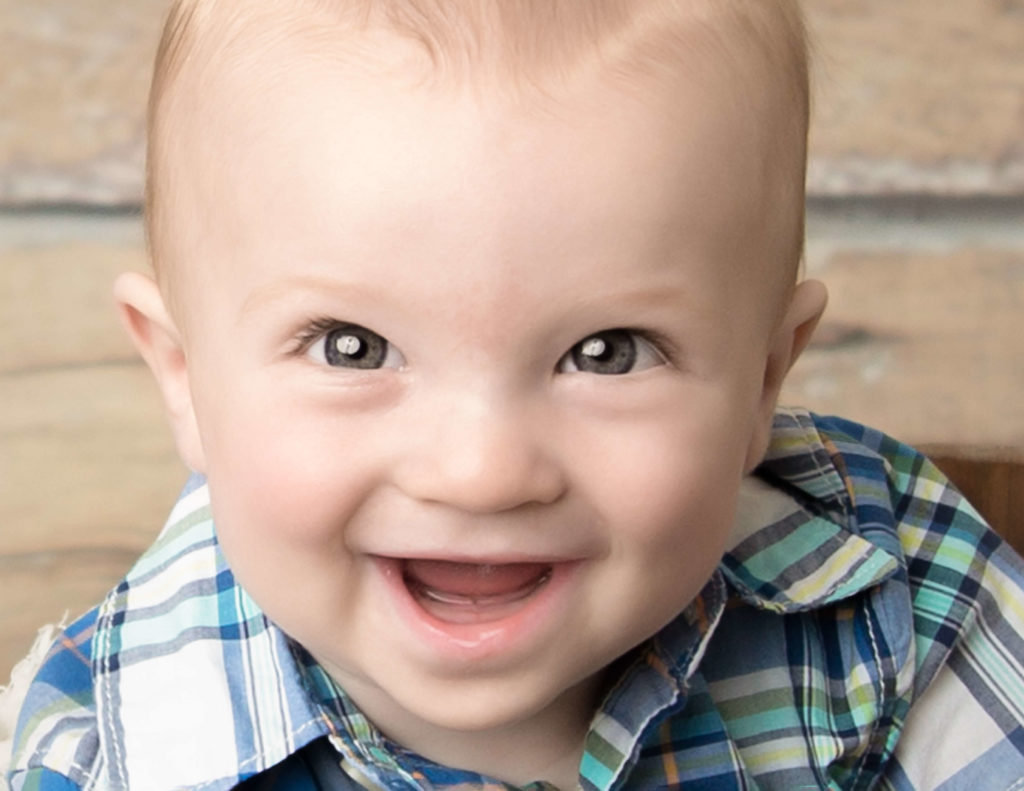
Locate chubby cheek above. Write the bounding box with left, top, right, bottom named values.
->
left=609, top=437, right=739, bottom=584
left=199, top=368, right=374, bottom=528
left=568, top=395, right=752, bottom=630
left=582, top=396, right=750, bottom=538
left=607, top=489, right=735, bottom=653
left=193, top=385, right=380, bottom=628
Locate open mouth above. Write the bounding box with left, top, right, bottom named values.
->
left=401, top=559, right=554, bottom=624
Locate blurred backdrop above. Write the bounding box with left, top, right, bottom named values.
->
left=2, top=0, right=1023, bottom=678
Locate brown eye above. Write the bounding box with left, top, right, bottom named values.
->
left=559, top=329, right=665, bottom=375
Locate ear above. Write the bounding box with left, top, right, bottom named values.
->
left=744, top=278, right=828, bottom=472
left=113, top=271, right=206, bottom=472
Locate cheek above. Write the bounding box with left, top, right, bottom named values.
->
left=195, top=382, right=371, bottom=553
left=572, top=428, right=742, bottom=659
left=570, top=397, right=754, bottom=543
left=196, top=400, right=377, bottom=638
left=615, top=446, right=741, bottom=573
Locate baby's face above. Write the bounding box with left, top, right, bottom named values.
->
left=166, top=32, right=796, bottom=754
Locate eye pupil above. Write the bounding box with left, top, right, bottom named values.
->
left=570, top=330, right=637, bottom=375
left=580, top=337, right=609, bottom=360
left=335, top=334, right=364, bottom=358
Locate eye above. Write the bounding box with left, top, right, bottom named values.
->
left=558, top=329, right=665, bottom=375
left=305, top=322, right=405, bottom=370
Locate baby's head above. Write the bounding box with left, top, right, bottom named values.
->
left=118, top=1, right=826, bottom=784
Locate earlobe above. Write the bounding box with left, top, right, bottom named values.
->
left=744, top=279, right=828, bottom=472
left=113, top=271, right=206, bottom=472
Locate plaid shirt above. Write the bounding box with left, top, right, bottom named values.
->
left=8, top=408, right=1024, bottom=790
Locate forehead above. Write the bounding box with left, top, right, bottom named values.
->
left=189, top=45, right=761, bottom=234
left=155, top=3, right=802, bottom=322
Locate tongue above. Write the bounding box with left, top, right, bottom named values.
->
left=403, top=560, right=550, bottom=598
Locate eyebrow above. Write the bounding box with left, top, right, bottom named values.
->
left=238, top=270, right=720, bottom=334
left=239, top=274, right=389, bottom=320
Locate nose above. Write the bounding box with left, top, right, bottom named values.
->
left=393, top=389, right=567, bottom=514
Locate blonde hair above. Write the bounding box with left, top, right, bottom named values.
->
left=145, top=0, right=810, bottom=304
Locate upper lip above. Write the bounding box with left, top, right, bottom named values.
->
left=372, top=552, right=579, bottom=565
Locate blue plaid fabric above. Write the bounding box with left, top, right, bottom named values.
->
left=9, top=409, right=1024, bottom=790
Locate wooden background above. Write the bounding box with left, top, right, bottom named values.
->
left=2, top=0, right=1023, bottom=680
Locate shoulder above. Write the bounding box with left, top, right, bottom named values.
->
left=802, top=413, right=1022, bottom=662
left=5, top=609, right=101, bottom=791
left=709, top=410, right=1024, bottom=786
left=799, top=412, right=1024, bottom=786
left=808, top=412, right=1020, bottom=618
left=794, top=411, right=1007, bottom=575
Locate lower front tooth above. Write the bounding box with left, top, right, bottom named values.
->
left=419, top=587, right=478, bottom=606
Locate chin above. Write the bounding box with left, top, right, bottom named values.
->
left=403, top=664, right=603, bottom=737
left=408, top=684, right=554, bottom=732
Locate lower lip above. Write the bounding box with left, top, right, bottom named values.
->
left=372, top=556, right=579, bottom=661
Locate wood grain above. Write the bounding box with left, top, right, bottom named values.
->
left=0, top=0, right=166, bottom=203
left=2, top=1, right=1023, bottom=202
left=921, top=449, right=1024, bottom=552
left=0, top=226, right=183, bottom=677
left=784, top=245, right=1024, bottom=450
left=804, top=0, right=1024, bottom=194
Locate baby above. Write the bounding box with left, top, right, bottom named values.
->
left=8, top=1, right=1024, bottom=789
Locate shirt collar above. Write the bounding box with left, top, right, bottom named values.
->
left=90, top=407, right=901, bottom=790
left=91, top=484, right=331, bottom=791
left=722, top=407, right=902, bottom=614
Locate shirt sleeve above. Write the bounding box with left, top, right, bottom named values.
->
left=815, top=415, right=1024, bottom=790
left=873, top=437, right=1024, bottom=789
left=6, top=611, right=100, bottom=791
left=8, top=767, right=84, bottom=791
left=889, top=519, right=1024, bottom=791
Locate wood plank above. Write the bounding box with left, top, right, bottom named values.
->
left=0, top=234, right=145, bottom=373
left=804, top=0, right=1024, bottom=195
left=1, top=0, right=1022, bottom=203
left=920, top=450, right=1024, bottom=554
left=0, top=363, right=183, bottom=555
left=783, top=245, right=1024, bottom=450
left=0, top=0, right=166, bottom=204
left=0, top=225, right=183, bottom=679
left=0, top=222, right=181, bottom=555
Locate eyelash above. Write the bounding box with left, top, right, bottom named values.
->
left=620, top=327, right=675, bottom=360
left=291, top=316, right=350, bottom=355
left=292, top=315, right=348, bottom=346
